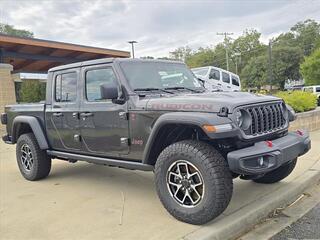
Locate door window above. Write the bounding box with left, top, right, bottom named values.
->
left=85, top=68, right=118, bottom=101
left=222, top=72, right=230, bottom=83
left=55, top=72, right=77, bottom=102
left=231, top=75, right=240, bottom=86
left=209, top=69, right=220, bottom=80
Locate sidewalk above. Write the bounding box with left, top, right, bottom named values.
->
left=1, top=131, right=320, bottom=240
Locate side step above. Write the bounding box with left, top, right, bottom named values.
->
left=47, top=150, right=154, bottom=171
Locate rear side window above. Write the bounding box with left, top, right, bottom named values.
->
left=209, top=69, right=220, bottom=80
left=222, top=72, right=230, bottom=83
left=55, top=72, right=77, bottom=102
left=85, top=68, right=117, bottom=101
left=316, top=87, right=320, bottom=92
left=304, top=87, right=313, bottom=93
left=231, top=75, right=240, bottom=86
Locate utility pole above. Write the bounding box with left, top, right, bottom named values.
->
left=128, top=41, right=138, bottom=58
left=217, top=32, right=233, bottom=71
left=233, top=52, right=241, bottom=75
left=268, top=40, right=273, bottom=91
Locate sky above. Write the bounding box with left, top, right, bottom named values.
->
left=0, top=0, right=320, bottom=58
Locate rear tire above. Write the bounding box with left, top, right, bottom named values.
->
left=253, top=158, right=297, bottom=184
left=154, top=140, right=233, bottom=225
left=16, top=133, right=51, bottom=181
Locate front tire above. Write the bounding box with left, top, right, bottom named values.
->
left=253, top=158, right=297, bottom=184
left=16, top=133, right=51, bottom=181
left=154, top=140, right=233, bottom=225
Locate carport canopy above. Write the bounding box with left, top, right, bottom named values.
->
left=0, top=33, right=130, bottom=73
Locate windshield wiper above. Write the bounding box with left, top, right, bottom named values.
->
left=134, top=88, right=174, bottom=94
left=164, top=86, right=204, bottom=93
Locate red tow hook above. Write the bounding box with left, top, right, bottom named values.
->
left=265, top=140, right=273, bottom=148
left=296, top=129, right=304, bottom=136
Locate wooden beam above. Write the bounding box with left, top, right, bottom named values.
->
left=2, top=50, right=77, bottom=63
left=37, top=62, right=60, bottom=72
left=14, top=59, right=35, bottom=70
left=0, top=33, right=130, bottom=57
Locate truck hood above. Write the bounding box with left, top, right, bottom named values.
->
left=145, top=92, right=281, bottom=113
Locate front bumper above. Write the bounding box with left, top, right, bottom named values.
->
left=227, top=131, right=311, bottom=175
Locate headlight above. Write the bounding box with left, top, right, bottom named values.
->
left=234, top=109, right=251, bottom=130
left=235, top=109, right=243, bottom=127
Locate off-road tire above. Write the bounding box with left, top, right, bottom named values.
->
left=16, top=133, right=51, bottom=181
left=253, top=158, right=297, bottom=184
left=154, top=140, right=233, bottom=225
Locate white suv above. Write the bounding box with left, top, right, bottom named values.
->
left=192, top=66, right=241, bottom=92
left=303, top=85, right=320, bottom=105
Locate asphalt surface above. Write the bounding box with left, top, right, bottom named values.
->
left=271, top=203, right=320, bottom=240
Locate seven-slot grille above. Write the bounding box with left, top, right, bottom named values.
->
left=245, top=102, right=286, bottom=136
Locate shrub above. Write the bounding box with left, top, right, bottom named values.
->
left=20, top=80, right=46, bottom=103
left=275, top=91, right=317, bottom=112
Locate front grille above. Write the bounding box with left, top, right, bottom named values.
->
left=244, top=102, right=287, bottom=136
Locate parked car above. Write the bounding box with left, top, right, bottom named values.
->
left=1, top=58, right=310, bottom=225
left=192, top=66, right=241, bottom=91
left=302, top=85, right=320, bottom=105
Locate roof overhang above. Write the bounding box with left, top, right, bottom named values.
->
left=0, top=33, right=130, bottom=73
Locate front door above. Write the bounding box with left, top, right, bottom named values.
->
left=47, top=69, right=81, bottom=151
left=79, top=64, right=129, bottom=157
left=221, top=71, right=232, bottom=91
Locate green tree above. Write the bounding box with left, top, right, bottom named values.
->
left=300, top=48, right=320, bottom=85
left=230, top=29, right=266, bottom=74
left=271, top=45, right=303, bottom=89
left=185, top=47, right=214, bottom=68
left=290, top=19, right=320, bottom=56
left=0, top=23, right=34, bottom=38
left=241, top=55, right=268, bottom=90
left=140, top=56, right=154, bottom=59
left=169, top=46, right=192, bottom=61
left=20, top=80, right=46, bottom=103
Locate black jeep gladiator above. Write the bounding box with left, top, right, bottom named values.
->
left=1, top=58, right=311, bottom=225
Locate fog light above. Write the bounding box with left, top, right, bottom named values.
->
left=258, top=156, right=264, bottom=166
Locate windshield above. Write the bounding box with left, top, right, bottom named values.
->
left=120, top=61, right=204, bottom=91
left=192, top=67, right=209, bottom=77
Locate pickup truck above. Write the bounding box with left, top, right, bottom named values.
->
left=1, top=58, right=311, bottom=225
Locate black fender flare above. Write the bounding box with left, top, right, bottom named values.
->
left=142, top=112, right=234, bottom=164
left=12, top=116, right=49, bottom=149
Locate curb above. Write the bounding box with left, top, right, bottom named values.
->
left=183, top=161, right=320, bottom=240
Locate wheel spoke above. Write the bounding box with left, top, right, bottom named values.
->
left=168, top=178, right=182, bottom=188
left=168, top=171, right=182, bottom=180
left=191, top=186, right=201, bottom=200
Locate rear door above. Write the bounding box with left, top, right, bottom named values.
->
left=208, top=67, right=222, bottom=91
left=47, top=69, right=81, bottom=151
left=79, top=64, right=129, bottom=157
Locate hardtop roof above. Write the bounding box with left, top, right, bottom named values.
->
left=48, top=58, right=185, bottom=72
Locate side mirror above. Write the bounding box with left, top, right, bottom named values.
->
left=100, top=83, right=119, bottom=100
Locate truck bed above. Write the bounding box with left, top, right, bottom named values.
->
left=4, top=103, right=45, bottom=136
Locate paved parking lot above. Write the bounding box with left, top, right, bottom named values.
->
left=1, top=131, right=320, bottom=240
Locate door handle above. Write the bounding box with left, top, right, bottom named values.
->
left=53, top=112, right=63, bottom=117
left=80, top=112, right=93, bottom=117
left=72, top=112, right=79, bottom=118
left=217, top=83, right=222, bottom=86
